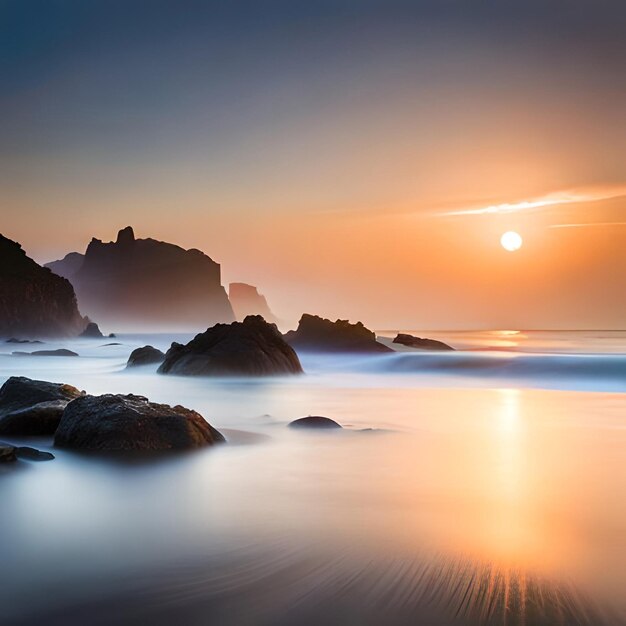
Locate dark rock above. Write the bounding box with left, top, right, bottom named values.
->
left=54, top=393, right=225, bottom=451
left=13, top=349, right=78, bottom=357
left=44, top=251, right=84, bottom=280
left=45, top=226, right=234, bottom=330
left=392, top=333, right=455, bottom=351
left=229, top=282, right=277, bottom=324
left=108, top=333, right=116, bottom=338
left=0, top=376, right=84, bottom=435
left=285, top=314, right=392, bottom=353
left=0, top=234, right=87, bottom=338
left=289, top=416, right=342, bottom=429
left=15, top=446, right=55, bottom=461
left=159, top=315, right=303, bottom=376
left=6, top=338, right=44, bottom=344
left=0, top=443, right=17, bottom=462
left=126, top=345, right=165, bottom=367
left=101, top=342, right=122, bottom=346
left=79, top=322, right=103, bottom=338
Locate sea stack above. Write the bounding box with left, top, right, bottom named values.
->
left=79, top=322, right=104, bottom=338
left=46, top=227, right=234, bottom=330
left=229, top=282, right=278, bottom=324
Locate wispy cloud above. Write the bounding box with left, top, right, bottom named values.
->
left=549, top=222, right=626, bottom=229
left=436, top=186, right=626, bottom=218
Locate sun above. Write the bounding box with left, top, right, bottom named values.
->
left=500, top=231, right=523, bottom=252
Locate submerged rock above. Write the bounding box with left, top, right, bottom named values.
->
left=14, top=446, right=55, bottom=461
left=5, top=338, right=44, bottom=344
left=289, top=416, right=343, bottom=429
left=13, top=349, right=78, bottom=357
left=285, top=314, right=392, bottom=353
left=79, top=322, right=104, bottom=338
left=55, top=393, right=225, bottom=451
left=392, top=333, right=454, bottom=351
left=126, top=345, right=165, bottom=367
left=159, top=315, right=303, bottom=377
left=0, top=376, right=83, bottom=435
left=0, top=443, right=17, bottom=462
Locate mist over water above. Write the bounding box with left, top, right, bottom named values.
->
left=1, top=331, right=625, bottom=625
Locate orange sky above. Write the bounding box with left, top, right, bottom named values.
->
left=2, top=2, right=625, bottom=329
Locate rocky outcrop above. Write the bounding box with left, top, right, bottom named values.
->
left=13, top=446, right=55, bottom=461
left=285, top=314, right=392, bottom=353
left=229, top=282, right=277, bottom=324
left=0, top=443, right=17, bottom=463
left=13, top=349, right=78, bottom=357
left=6, top=338, right=43, bottom=344
left=54, top=393, right=225, bottom=451
left=0, top=376, right=83, bottom=435
left=159, top=315, right=303, bottom=376
left=126, top=345, right=165, bottom=367
left=45, top=251, right=84, bottom=280
left=392, top=333, right=455, bottom=351
left=80, top=322, right=103, bottom=338
left=45, top=226, right=234, bottom=329
left=289, top=416, right=342, bottom=429
left=0, top=234, right=87, bottom=338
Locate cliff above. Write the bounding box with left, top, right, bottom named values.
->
left=45, top=227, right=234, bottom=329
left=229, top=282, right=277, bottom=324
left=45, top=251, right=84, bottom=280
left=0, top=234, right=86, bottom=338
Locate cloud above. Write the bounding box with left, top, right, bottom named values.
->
left=549, top=222, right=626, bottom=229
left=436, top=186, right=626, bottom=218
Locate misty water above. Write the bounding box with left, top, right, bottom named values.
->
left=1, top=331, right=625, bottom=625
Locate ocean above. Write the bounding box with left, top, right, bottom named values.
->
left=1, top=330, right=625, bottom=625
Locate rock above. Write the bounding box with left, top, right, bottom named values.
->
left=45, top=226, right=234, bottom=330
left=13, top=349, right=78, bottom=357
left=5, top=338, right=44, bottom=344
left=54, top=393, right=225, bottom=451
left=108, top=333, right=116, bottom=338
left=392, top=333, right=455, bottom=351
left=289, top=416, right=342, bottom=429
left=126, top=345, right=165, bottom=367
left=0, top=443, right=17, bottom=462
left=0, top=376, right=84, bottom=435
left=159, top=315, right=303, bottom=376
left=15, top=446, right=55, bottom=461
left=229, top=282, right=277, bottom=324
left=79, top=322, right=103, bottom=338
left=0, top=233, right=87, bottom=338
left=285, top=314, right=392, bottom=353
left=101, top=342, right=122, bottom=346
left=44, top=251, right=84, bottom=279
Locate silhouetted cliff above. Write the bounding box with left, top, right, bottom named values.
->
left=0, top=234, right=86, bottom=338
left=46, top=227, right=234, bottom=329
left=229, top=282, right=277, bottom=324
left=45, top=251, right=84, bottom=280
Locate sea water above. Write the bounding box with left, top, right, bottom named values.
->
left=0, top=331, right=624, bottom=625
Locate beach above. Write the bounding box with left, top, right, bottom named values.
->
left=1, top=331, right=624, bottom=625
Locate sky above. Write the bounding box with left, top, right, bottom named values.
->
left=1, top=0, right=625, bottom=329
